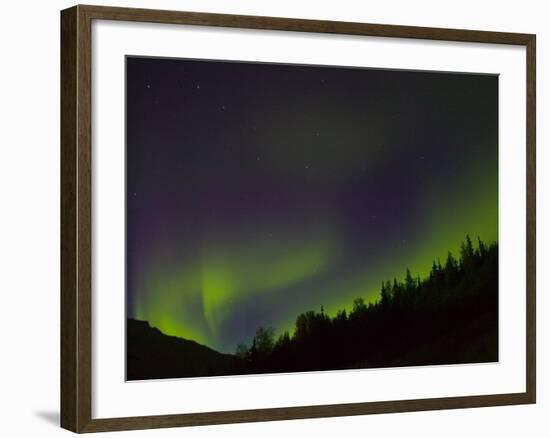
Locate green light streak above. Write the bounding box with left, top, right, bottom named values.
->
left=133, top=226, right=340, bottom=348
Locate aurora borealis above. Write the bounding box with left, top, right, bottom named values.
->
left=126, top=56, right=498, bottom=354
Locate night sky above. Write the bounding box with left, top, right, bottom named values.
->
left=126, top=56, right=498, bottom=353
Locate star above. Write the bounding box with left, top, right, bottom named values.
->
left=146, top=83, right=151, bottom=89
left=257, top=156, right=261, bottom=161
left=221, top=105, right=226, bottom=111
left=196, top=84, right=201, bottom=89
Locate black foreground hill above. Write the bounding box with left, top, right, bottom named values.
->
left=126, top=319, right=244, bottom=380
left=127, top=236, right=498, bottom=380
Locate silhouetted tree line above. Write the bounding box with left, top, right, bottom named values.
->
left=235, top=236, right=498, bottom=373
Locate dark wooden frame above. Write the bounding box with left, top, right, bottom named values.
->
left=61, top=4, right=536, bottom=433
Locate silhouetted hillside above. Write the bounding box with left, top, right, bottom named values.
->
left=126, top=319, right=245, bottom=380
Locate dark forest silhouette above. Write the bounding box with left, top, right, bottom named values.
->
left=127, top=236, right=498, bottom=380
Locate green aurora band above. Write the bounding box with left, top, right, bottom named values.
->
left=132, top=160, right=497, bottom=353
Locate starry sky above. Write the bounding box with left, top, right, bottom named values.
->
left=126, top=56, right=498, bottom=353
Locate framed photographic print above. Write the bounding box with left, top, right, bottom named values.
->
left=60, top=4, right=536, bottom=433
